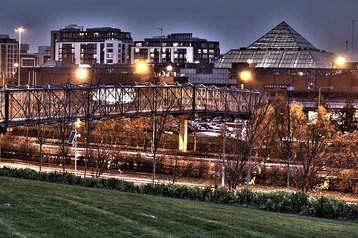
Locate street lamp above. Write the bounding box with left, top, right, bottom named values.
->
left=134, top=61, right=150, bottom=75
left=15, top=27, right=25, bottom=87
left=74, top=64, right=91, bottom=84
left=332, top=56, right=346, bottom=69
left=238, top=70, right=252, bottom=89
left=73, top=119, right=81, bottom=176
left=318, top=86, right=334, bottom=107
left=134, top=60, right=161, bottom=83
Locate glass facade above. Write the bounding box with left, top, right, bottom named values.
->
left=215, top=22, right=335, bottom=69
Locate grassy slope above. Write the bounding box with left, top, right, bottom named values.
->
left=0, top=177, right=357, bottom=238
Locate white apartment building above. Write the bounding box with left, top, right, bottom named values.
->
left=51, top=25, right=133, bottom=65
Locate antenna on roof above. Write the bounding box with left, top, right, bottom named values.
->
left=157, top=27, right=163, bottom=63
left=352, top=19, right=355, bottom=61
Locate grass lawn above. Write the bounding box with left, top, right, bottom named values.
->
left=0, top=177, right=357, bottom=238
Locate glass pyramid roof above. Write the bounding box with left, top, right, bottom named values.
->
left=215, top=21, right=336, bottom=69
left=248, top=21, right=317, bottom=50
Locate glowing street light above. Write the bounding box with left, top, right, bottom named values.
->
left=334, top=56, right=346, bottom=68
left=238, top=70, right=252, bottom=89
left=74, top=64, right=91, bottom=84
left=75, top=67, right=89, bottom=81
left=135, top=61, right=150, bottom=74
left=166, top=65, right=173, bottom=72
left=15, top=27, right=25, bottom=87
left=239, top=70, right=252, bottom=81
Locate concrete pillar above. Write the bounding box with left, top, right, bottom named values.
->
left=178, top=117, right=188, bottom=152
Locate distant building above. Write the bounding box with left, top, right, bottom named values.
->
left=0, top=34, right=18, bottom=83
left=216, top=21, right=336, bottom=69
left=37, top=46, right=51, bottom=66
left=51, top=24, right=133, bottom=65
left=131, top=33, right=220, bottom=64
left=20, top=44, right=37, bottom=67
left=212, top=21, right=358, bottom=93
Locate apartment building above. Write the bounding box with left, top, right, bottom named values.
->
left=51, top=24, right=133, bottom=65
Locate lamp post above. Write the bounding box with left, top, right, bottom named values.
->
left=73, top=119, right=81, bottom=176
left=286, top=86, right=292, bottom=190
left=318, top=86, right=334, bottom=107
left=15, top=27, right=24, bottom=87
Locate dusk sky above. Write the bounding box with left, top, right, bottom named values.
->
left=1, top=0, right=358, bottom=59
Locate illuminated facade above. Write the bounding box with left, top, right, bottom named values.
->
left=51, top=25, right=133, bottom=65
left=216, top=21, right=336, bottom=69
left=131, top=33, right=220, bottom=64
left=0, top=35, right=18, bottom=82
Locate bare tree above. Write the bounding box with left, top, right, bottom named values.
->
left=224, top=138, right=251, bottom=190
left=242, top=93, right=272, bottom=204
left=291, top=105, right=335, bottom=192
left=33, top=123, right=52, bottom=171
left=88, top=119, right=122, bottom=177
left=148, top=113, right=169, bottom=183
left=54, top=120, right=72, bottom=173
left=89, top=141, right=115, bottom=177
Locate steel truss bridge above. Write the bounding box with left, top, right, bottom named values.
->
left=0, top=83, right=264, bottom=127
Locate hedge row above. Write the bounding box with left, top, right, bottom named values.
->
left=0, top=167, right=357, bottom=221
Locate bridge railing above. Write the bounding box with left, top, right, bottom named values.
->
left=0, top=84, right=265, bottom=127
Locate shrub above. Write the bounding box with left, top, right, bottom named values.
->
left=210, top=187, right=238, bottom=204
left=307, top=196, right=358, bottom=220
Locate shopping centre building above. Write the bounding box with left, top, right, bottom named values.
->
left=215, top=21, right=358, bottom=94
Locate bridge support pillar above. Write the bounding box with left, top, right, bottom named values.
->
left=178, top=117, right=188, bottom=152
